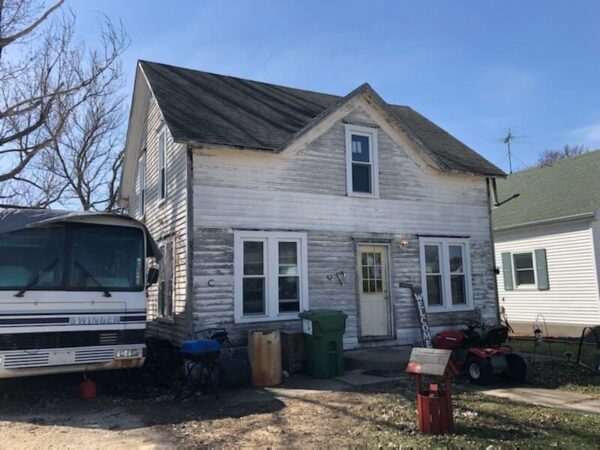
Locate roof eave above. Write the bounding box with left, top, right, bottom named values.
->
left=493, top=211, right=597, bottom=232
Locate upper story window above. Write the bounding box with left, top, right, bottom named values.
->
left=158, top=130, right=167, bottom=201
left=419, top=237, right=473, bottom=312
left=138, top=151, right=146, bottom=216
left=234, top=231, right=308, bottom=323
left=345, top=124, right=379, bottom=197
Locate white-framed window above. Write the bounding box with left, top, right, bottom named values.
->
left=234, top=231, right=309, bottom=323
left=158, top=130, right=167, bottom=201
left=158, top=239, right=174, bottom=319
left=419, top=238, right=473, bottom=312
left=138, top=151, right=146, bottom=216
left=345, top=124, right=379, bottom=197
left=512, top=252, right=536, bottom=287
left=501, top=249, right=548, bottom=291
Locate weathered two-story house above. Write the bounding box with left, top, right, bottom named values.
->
left=118, top=61, right=505, bottom=348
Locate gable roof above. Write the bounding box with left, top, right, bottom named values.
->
left=493, top=150, right=600, bottom=230
left=138, top=60, right=504, bottom=177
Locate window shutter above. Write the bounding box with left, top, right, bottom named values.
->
left=535, top=249, right=549, bottom=290
left=501, top=252, right=513, bottom=291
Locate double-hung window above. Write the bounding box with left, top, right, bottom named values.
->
left=345, top=124, right=379, bottom=197
left=158, top=239, right=174, bottom=319
left=513, top=252, right=535, bottom=286
left=500, top=249, right=548, bottom=291
left=420, top=238, right=472, bottom=311
left=234, top=231, right=308, bottom=323
left=158, top=130, right=167, bottom=201
left=138, top=151, right=146, bottom=216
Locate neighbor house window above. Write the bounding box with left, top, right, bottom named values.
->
left=234, top=231, right=308, bottom=323
left=501, top=249, right=549, bottom=291
left=345, top=124, right=379, bottom=197
left=420, top=238, right=472, bottom=311
left=138, top=151, right=146, bottom=216
left=158, top=239, right=174, bottom=318
left=158, top=130, right=167, bottom=201
left=513, top=252, right=535, bottom=286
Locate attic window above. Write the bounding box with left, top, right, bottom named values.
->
left=345, top=124, right=379, bottom=197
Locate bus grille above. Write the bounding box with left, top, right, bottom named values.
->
left=4, top=353, right=50, bottom=368
left=0, top=330, right=145, bottom=352
left=74, top=348, right=116, bottom=364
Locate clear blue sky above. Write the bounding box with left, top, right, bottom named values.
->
left=72, top=0, right=600, bottom=171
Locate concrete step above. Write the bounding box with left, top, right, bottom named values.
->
left=344, top=345, right=412, bottom=372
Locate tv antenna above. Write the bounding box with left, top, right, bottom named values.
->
left=498, top=128, right=527, bottom=174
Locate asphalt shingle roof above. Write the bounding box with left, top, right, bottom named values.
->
left=140, top=60, right=504, bottom=176
left=493, top=150, right=600, bottom=229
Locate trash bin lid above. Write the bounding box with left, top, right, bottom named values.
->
left=299, top=309, right=347, bottom=332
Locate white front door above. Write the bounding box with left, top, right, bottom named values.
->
left=357, top=245, right=390, bottom=338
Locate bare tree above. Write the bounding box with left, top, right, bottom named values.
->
left=536, top=145, right=589, bottom=167
left=0, top=0, right=128, bottom=210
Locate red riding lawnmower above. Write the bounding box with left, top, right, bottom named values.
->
left=433, top=319, right=527, bottom=385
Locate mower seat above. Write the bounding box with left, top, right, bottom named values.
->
left=481, top=325, right=509, bottom=346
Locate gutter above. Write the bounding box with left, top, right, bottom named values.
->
left=494, top=211, right=597, bottom=232
left=486, top=178, right=501, bottom=325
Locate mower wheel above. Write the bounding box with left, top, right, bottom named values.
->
left=467, top=356, right=494, bottom=385
left=505, top=354, right=527, bottom=383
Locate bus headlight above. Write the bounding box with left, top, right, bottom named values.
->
left=0, top=355, right=3, bottom=366
left=115, top=348, right=142, bottom=359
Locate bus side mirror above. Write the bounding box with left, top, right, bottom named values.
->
left=146, top=267, right=159, bottom=287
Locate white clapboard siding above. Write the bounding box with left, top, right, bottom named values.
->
left=191, top=103, right=497, bottom=345
left=192, top=106, right=490, bottom=238
left=495, top=220, right=600, bottom=329
left=130, top=92, right=190, bottom=343
left=593, top=217, right=600, bottom=288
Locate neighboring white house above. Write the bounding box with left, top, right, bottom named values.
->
left=118, top=60, right=505, bottom=348
left=493, top=150, right=600, bottom=337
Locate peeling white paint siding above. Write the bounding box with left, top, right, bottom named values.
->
left=192, top=104, right=498, bottom=345
left=130, top=95, right=190, bottom=342
left=495, top=219, right=600, bottom=332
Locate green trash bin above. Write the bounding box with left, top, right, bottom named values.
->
left=299, top=310, right=347, bottom=378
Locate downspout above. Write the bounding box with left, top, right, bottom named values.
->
left=185, top=144, right=195, bottom=339
left=487, top=177, right=501, bottom=325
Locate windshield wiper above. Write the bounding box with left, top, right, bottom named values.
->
left=73, top=261, right=112, bottom=297
left=15, top=258, right=60, bottom=298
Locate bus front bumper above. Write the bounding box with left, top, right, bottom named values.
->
left=0, top=344, right=146, bottom=379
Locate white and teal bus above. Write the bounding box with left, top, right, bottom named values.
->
left=0, top=209, right=159, bottom=379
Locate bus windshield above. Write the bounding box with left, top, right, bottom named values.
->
left=0, top=223, right=145, bottom=292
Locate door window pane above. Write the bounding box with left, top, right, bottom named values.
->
left=351, top=135, right=370, bottom=162
left=243, top=278, right=265, bottom=314
left=352, top=164, right=371, bottom=193
left=243, top=241, right=264, bottom=275
left=361, top=251, right=384, bottom=293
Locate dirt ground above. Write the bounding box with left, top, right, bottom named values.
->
left=0, top=364, right=599, bottom=449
